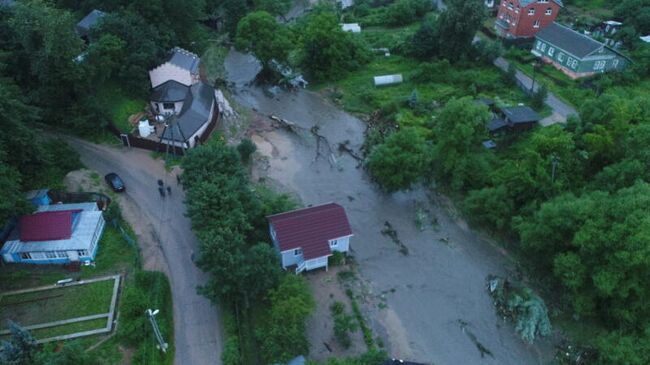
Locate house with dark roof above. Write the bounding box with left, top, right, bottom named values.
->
left=533, top=22, right=630, bottom=79
left=267, top=203, right=353, bottom=274
left=487, top=105, right=541, bottom=133
left=149, top=47, right=201, bottom=88
left=75, top=9, right=106, bottom=40
left=495, top=0, right=562, bottom=39
left=146, top=48, right=217, bottom=149
left=1, top=203, right=105, bottom=265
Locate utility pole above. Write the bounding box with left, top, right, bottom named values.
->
left=146, top=309, right=169, bottom=353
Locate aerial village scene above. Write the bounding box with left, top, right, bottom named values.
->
left=0, top=0, right=649, bottom=364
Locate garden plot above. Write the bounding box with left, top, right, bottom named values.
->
left=0, top=274, right=120, bottom=343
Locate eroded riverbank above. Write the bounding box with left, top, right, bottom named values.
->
left=224, top=49, right=554, bottom=365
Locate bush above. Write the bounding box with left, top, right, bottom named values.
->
left=330, top=251, right=347, bottom=266
left=237, top=138, right=257, bottom=163
left=331, top=302, right=358, bottom=349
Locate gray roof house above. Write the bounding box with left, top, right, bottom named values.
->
left=487, top=106, right=541, bottom=133
left=147, top=48, right=217, bottom=149
left=75, top=9, right=106, bottom=39
left=149, top=47, right=201, bottom=88
left=532, top=22, right=630, bottom=79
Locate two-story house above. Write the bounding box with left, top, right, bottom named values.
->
left=495, top=0, right=563, bottom=39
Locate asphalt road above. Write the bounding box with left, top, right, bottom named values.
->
left=65, top=138, right=223, bottom=365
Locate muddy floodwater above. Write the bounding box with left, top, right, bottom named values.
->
left=225, top=50, right=554, bottom=365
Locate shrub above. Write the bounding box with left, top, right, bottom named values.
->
left=237, top=138, right=257, bottom=163
left=330, top=251, right=347, bottom=266
left=331, top=302, right=358, bottom=349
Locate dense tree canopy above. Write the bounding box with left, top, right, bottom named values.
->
left=299, top=11, right=371, bottom=80
left=235, top=11, right=293, bottom=70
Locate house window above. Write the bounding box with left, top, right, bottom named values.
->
left=46, top=252, right=57, bottom=259
left=507, top=1, right=513, bottom=10
left=545, top=7, right=552, bottom=15
left=528, top=8, right=535, bottom=15
left=593, top=60, right=606, bottom=70
left=77, top=250, right=89, bottom=257
left=294, top=249, right=302, bottom=256
left=548, top=47, right=555, bottom=56
left=163, top=102, right=175, bottom=110
left=20, top=252, right=32, bottom=260
left=540, top=43, right=546, bottom=52
left=56, top=251, right=68, bottom=258
left=533, top=20, right=540, bottom=28
left=571, top=60, right=578, bottom=68
left=330, top=240, right=338, bottom=247
left=557, top=52, right=565, bottom=62
left=538, top=0, right=549, bottom=3
left=613, top=59, right=620, bottom=68
left=566, top=56, right=574, bottom=66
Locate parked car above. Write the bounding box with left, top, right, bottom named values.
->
left=104, top=173, right=125, bottom=192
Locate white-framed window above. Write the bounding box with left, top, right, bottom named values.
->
left=294, top=249, right=302, bottom=256
left=545, top=7, right=552, bottom=15
left=77, top=250, right=89, bottom=257
left=538, top=0, right=549, bottom=3
left=557, top=52, right=565, bottom=62
left=540, top=43, right=547, bottom=52
left=499, top=14, right=504, bottom=19
left=613, top=59, right=620, bottom=68
left=507, top=1, right=514, bottom=10
left=571, top=60, right=578, bottom=69
left=593, top=60, right=606, bottom=70
left=20, top=252, right=32, bottom=260
left=330, top=240, right=338, bottom=247
left=566, top=56, right=574, bottom=66
left=528, top=8, right=535, bottom=15
left=56, top=251, right=68, bottom=258
left=46, top=252, right=57, bottom=259
left=548, top=47, right=555, bottom=56
left=533, top=19, right=540, bottom=28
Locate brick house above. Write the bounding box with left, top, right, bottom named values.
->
left=495, top=0, right=562, bottom=39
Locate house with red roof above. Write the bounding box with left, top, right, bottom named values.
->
left=1, top=203, right=105, bottom=265
left=267, top=203, right=353, bottom=274
left=495, top=0, right=562, bottom=39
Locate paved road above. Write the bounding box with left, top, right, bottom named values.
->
left=65, top=138, right=223, bottom=365
left=494, top=57, right=578, bottom=125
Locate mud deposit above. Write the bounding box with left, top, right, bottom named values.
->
left=225, top=50, right=553, bottom=365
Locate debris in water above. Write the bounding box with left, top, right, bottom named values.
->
left=381, top=221, right=409, bottom=255
left=458, top=319, right=494, bottom=359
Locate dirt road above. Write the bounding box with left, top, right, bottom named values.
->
left=64, top=138, right=223, bottom=365
left=226, top=50, right=554, bottom=365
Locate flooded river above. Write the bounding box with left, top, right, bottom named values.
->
left=225, top=49, right=553, bottom=365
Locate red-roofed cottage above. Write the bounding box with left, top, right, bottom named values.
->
left=268, top=203, right=353, bottom=273
left=1, top=203, right=105, bottom=265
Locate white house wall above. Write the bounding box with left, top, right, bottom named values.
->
left=149, top=63, right=193, bottom=88
left=281, top=250, right=303, bottom=268
left=305, top=256, right=328, bottom=271
left=330, top=235, right=351, bottom=253
left=187, top=98, right=216, bottom=148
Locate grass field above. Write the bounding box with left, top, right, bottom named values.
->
left=98, top=83, right=147, bottom=134
left=0, top=279, right=114, bottom=328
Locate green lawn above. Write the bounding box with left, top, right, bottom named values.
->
left=0, top=279, right=114, bottom=328
left=98, top=84, right=147, bottom=133
left=30, top=318, right=109, bottom=340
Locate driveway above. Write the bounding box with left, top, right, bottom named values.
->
left=64, top=138, right=223, bottom=365
left=494, top=57, right=578, bottom=125
left=226, top=50, right=554, bottom=365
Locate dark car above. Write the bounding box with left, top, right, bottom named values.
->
left=104, top=173, right=125, bottom=192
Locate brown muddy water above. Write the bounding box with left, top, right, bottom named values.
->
left=225, top=49, right=555, bottom=365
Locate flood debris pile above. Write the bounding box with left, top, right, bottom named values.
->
left=487, top=275, right=551, bottom=344
left=381, top=221, right=409, bottom=255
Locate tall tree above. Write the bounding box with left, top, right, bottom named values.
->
left=235, top=11, right=293, bottom=71
left=299, top=11, right=371, bottom=80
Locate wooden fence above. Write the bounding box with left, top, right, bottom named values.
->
left=110, top=104, right=221, bottom=156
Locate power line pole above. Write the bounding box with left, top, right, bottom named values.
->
left=146, top=308, right=168, bottom=353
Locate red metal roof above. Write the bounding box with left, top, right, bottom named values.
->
left=268, top=203, right=352, bottom=260
left=19, top=210, right=74, bottom=242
